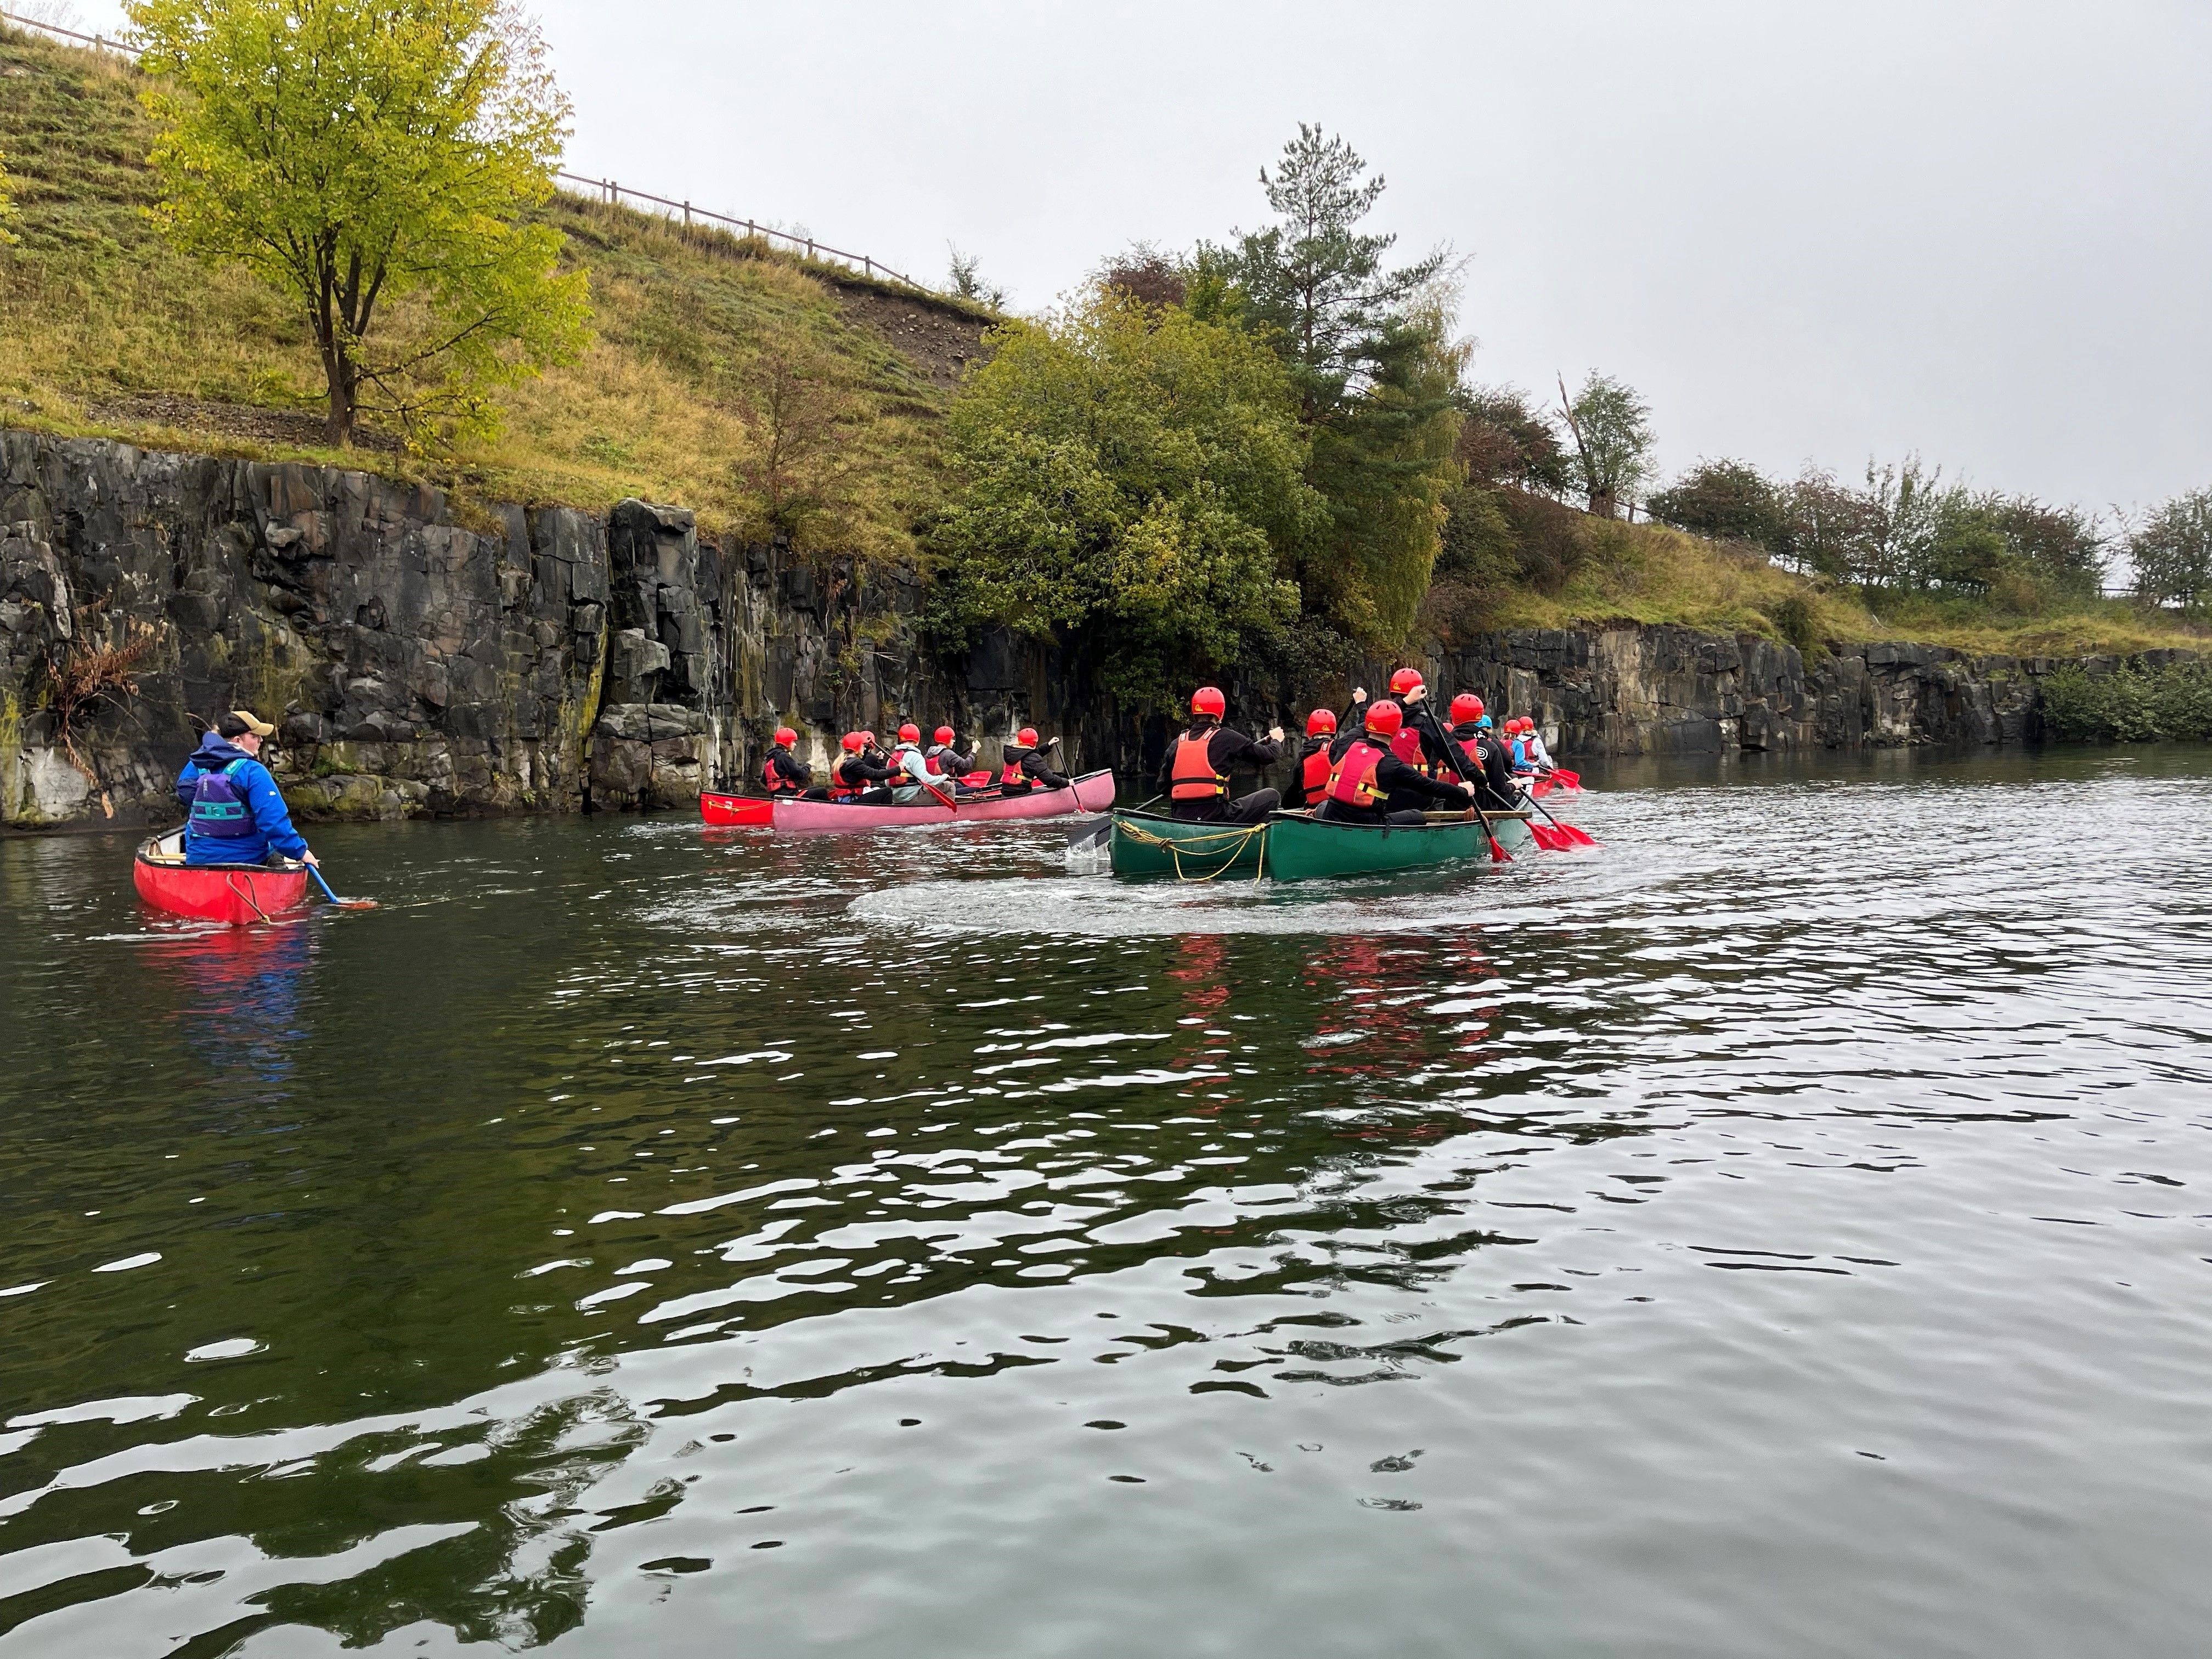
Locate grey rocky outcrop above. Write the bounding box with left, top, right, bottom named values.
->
left=2, top=431, right=2196, bottom=832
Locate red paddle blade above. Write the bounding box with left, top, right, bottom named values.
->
left=1488, top=836, right=1513, bottom=863
left=1553, top=768, right=1582, bottom=788
left=1530, top=823, right=1569, bottom=851
left=1562, top=825, right=1601, bottom=848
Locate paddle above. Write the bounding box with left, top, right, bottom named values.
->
left=307, top=865, right=378, bottom=910
left=1525, top=791, right=1600, bottom=849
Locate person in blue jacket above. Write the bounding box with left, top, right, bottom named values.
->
left=175, top=710, right=319, bottom=868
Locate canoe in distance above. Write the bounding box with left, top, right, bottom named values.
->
left=771, top=770, right=1116, bottom=834
left=133, top=830, right=311, bottom=925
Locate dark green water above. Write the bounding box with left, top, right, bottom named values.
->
left=3, top=749, right=2210, bottom=1657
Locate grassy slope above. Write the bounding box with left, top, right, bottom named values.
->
left=0, top=24, right=2198, bottom=660
left=1464, top=518, right=2204, bottom=658
left=0, top=25, right=968, bottom=554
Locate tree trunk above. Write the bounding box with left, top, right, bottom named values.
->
left=320, top=340, right=356, bottom=447
left=1589, top=489, right=1616, bottom=520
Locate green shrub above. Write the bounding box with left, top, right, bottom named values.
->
left=1773, top=595, right=1825, bottom=661
left=2040, top=658, right=2212, bottom=741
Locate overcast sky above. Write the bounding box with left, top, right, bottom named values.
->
left=61, top=0, right=2212, bottom=515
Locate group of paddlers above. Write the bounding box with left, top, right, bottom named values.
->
left=759, top=722, right=1071, bottom=806
left=1159, top=669, right=1562, bottom=827
left=748, top=667, right=1564, bottom=821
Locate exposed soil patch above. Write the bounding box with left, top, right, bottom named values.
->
left=84, top=392, right=405, bottom=454
left=830, top=281, right=995, bottom=391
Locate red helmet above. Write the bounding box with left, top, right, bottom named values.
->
left=1450, top=694, right=1483, bottom=724
left=1516, top=718, right=1533, bottom=733
left=934, top=725, right=955, bottom=746
left=1017, top=726, right=1039, bottom=748
left=898, top=723, right=921, bottom=744
left=1306, top=708, right=1337, bottom=737
left=840, top=731, right=864, bottom=753
left=772, top=725, right=797, bottom=748
left=1389, top=668, right=1424, bottom=697
left=861, top=730, right=878, bottom=747
left=1191, top=685, right=1226, bottom=717
left=1365, top=699, right=1403, bottom=737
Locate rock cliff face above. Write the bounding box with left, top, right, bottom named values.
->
left=1, top=433, right=2194, bottom=832
left=1434, top=625, right=2138, bottom=754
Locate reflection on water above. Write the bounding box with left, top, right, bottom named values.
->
left=2, top=747, right=2210, bottom=1657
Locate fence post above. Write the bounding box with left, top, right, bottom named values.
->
left=806, top=238, right=815, bottom=262
left=683, top=201, right=691, bottom=232
left=864, top=257, right=873, bottom=279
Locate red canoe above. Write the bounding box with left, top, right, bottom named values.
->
left=134, top=831, right=311, bottom=926
left=772, top=769, right=1116, bottom=834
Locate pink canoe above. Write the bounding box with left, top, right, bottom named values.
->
left=772, top=769, right=1116, bottom=834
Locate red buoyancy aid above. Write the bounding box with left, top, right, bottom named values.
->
left=1459, top=735, right=1485, bottom=772
left=1300, top=740, right=1333, bottom=800
left=763, top=751, right=802, bottom=794
left=1389, top=727, right=1426, bottom=771
left=999, top=746, right=1032, bottom=788
left=1328, top=738, right=1390, bottom=809
left=1170, top=731, right=1229, bottom=802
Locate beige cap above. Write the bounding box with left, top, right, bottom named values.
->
left=229, top=709, right=276, bottom=738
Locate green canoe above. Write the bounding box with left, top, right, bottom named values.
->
left=1108, top=809, right=1269, bottom=880
left=1261, top=808, right=1535, bottom=884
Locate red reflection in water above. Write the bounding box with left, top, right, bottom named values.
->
left=143, top=922, right=315, bottom=1094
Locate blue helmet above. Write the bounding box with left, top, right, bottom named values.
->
left=1476, top=715, right=1493, bottom=729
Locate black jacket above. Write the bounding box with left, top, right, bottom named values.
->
left=999, top=744, right=1069, bottom=789
left=1449, top=723, right=1519, bottom=811
left=766, top=749, right=814, bottom=790
left=836, top=754, right=893, bottom=791
left=1319, top=740, right=1471, bottom=822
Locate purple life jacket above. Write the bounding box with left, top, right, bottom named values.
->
left=188, top=760, right=257, bottom=838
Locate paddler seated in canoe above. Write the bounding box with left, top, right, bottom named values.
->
left=1520, top=717, right=1559, bottom=774
left=887, top=724, right=953, bottom=804
left=997, top=727, right=1070, bottom=795
left=1385, top=667, right=1460, bottom=778
left=1162, top=686, right=1285, bottom=823
left=1314, top=699, right=1475, bottom=826
left=761, top=725, right=831, bottom=800
left=1288, top=707, right=1339, bottom=810
left=1507, top=718, right=1541, bottom=775
left=175, top=710, right=319, bottom=868
left=833, top=731, right=897, bottom=804
left=927, top=725, right=979, bottom=793
left=1447, top=694, right=1519, bottom=812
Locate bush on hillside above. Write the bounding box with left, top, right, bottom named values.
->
left=2040, top=659, right=2212, bottom=742
left=1650, top=459, right=1784, bottom=548
left=927, top=290, right=1316, bottom=709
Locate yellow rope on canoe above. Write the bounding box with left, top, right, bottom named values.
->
left=1112, top=817, right=1269, bottom=885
